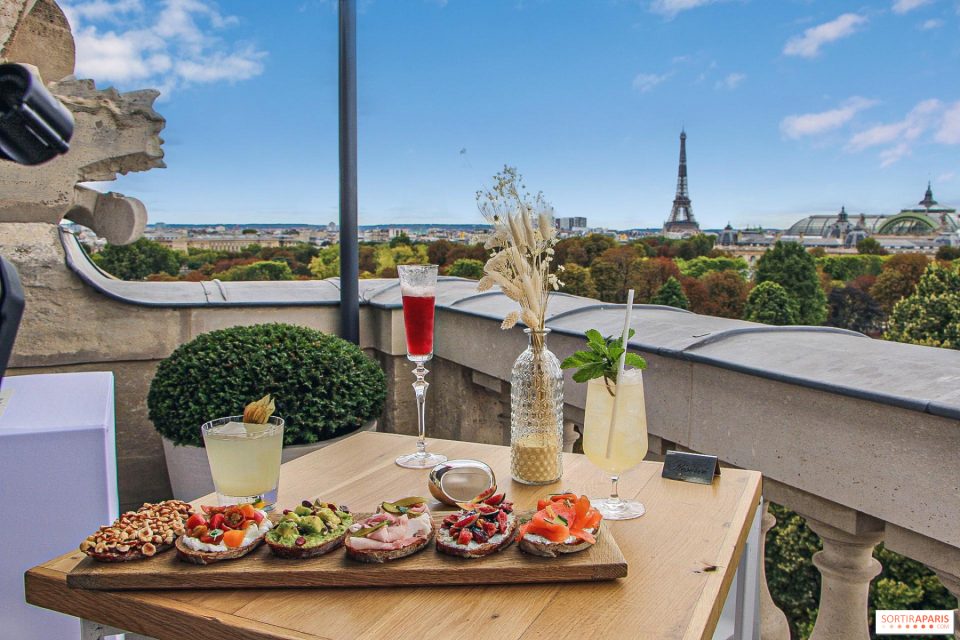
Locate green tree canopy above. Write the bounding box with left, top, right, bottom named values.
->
left=633, top=257, right=682, bottom=303
left=870, top=254, right=929, bottom=313
left=581, top=234, right=617, bottom=263
left=447, top=258, right=485, bottom=279
left=676, top=255, right=749, bottom=279
left=589, top=246, right=642, bottom=303
left=92, top=238, right=183, bottom=280
left=651, top=276, right=689, bottom=309
left=213, top=260, right=294, bottom=281
left=755, top=241, right=827, bottom=324
left=309, top=246, right=340, bottom=279
left=884, top=263, right=960, bottom=349
left=558, top=263, right=596, bottom=298
left=389, top=232, right=412, bottom=248
left=935, top=245, right=960, bottom=261
left=856, top=237, right=888, bottom=255
left=826, top=286, right=883, bottom=334
left=743, top=281, right=800, bottom=325
left=699, top=270, right=750, bottom=319
left=816, top=255, right=885, bottom=282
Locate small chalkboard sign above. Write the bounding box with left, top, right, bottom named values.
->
left=662, top=451, right=721, bottom=485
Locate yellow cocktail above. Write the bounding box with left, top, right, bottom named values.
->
left=202, top=416, right=284, bottom=510
left=582, top=369, right=647, bottom=519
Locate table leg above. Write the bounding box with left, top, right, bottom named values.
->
left=81, top=619, right=156, bottom=640
left=733, top=500, right=761, bottom=640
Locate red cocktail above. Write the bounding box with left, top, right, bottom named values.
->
left=402, top=294, right=435, bottom=357
left=395, top=264, right=447, bottom=469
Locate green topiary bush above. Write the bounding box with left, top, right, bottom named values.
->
left=148, top=323, right=387, bottom=447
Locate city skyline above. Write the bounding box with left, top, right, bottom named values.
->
left=63, top=0, right=960, bottom=229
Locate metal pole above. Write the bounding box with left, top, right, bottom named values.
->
left=338, top=0, right=359, bottom=344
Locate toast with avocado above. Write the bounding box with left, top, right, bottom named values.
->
left=265, top=499, right=353, bottom=559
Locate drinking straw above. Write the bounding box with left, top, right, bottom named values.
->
left=605, top=289, right=634, bottom=459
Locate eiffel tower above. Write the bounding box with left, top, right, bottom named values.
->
left=663, top=129, right=701, bottom=236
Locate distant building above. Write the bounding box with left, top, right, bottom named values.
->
left=716, top=183, right=959, bottom=263
left=556, top=216, right=587, bottom=231
left=663, top=129, right=701, bottom=237
left=149, top=235, right=286, bottom=252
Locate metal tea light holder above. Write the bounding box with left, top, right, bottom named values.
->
left=428, top=459, right=497, bottom=506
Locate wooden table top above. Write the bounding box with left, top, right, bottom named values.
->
left=26, top=432, right=761, bottom=640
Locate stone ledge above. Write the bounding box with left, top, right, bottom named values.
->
left=62, top=229, right=960, bottom=421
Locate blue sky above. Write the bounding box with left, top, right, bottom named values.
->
left=64, top=0, right=960, bottom=230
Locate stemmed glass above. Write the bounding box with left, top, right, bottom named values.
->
left=395, top=264, right=448, bottom=469
left=581, top=369, right=647, bottom=519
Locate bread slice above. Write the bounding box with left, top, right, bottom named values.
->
left=344, top=521, right=436, bottom=564
left=436, top=513, right=518, bottom=558
left=518, top=523, right=601, bottom=558
left=175, top=535, right=265, bottom=565
left=265, top=529, right=348, bottom=560
left=83, top=542, right=175, bottom=563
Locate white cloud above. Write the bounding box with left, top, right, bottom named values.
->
left=62, top=0, right=142, bottom=22
left=632, top=72, right=669, bottom=92
left=848, top=99, right=941, bottom=149
left=64, top=0, right=266, bottom=96
left=847, top=99, right=945, bottom=166
left=935, top=101, right=960, bottom=144
left=938, top=171, right=956, bottom=182
left=780, top=97, right=878, bottom=139
left=650, top=0, right=717, bottom=18
left=715, top=72, right=746, bottom=90
left=892, top=0, right=933, bottom=14
left=920, top=18, right=944, bottom=28
left=783, top=13, right=867, bottom=58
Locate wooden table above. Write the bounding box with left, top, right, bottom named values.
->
left=26, top=432, right=761, bottom=640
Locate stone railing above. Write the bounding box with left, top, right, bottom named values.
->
left=5, top=225, right=960, bottom=640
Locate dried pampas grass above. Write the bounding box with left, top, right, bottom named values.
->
left=476, top=167, right=562, bottom=339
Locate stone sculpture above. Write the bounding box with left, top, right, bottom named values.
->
left=0, top=0, right=165, bottom=244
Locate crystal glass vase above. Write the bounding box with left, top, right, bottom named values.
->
left=510, top=328, right=564, bottom=485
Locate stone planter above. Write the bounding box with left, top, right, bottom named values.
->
left=161, top=419, right=378, bottom=502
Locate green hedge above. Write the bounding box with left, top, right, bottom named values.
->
left=148, top=323, right=387, bottom=447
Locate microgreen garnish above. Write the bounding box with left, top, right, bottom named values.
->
left=560, top=328, right=647, bottom=384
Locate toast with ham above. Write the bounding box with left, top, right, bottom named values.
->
left=517, top=493, right=603, bottom=558
left=344, top=497, right=434, bottom=563
left=436, top=492, right=518, bottom=559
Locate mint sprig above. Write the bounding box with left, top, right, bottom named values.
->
left=560, top=328, right=647, bottom=384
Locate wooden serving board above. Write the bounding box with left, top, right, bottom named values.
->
left=66, top=514, right=627, bottom=591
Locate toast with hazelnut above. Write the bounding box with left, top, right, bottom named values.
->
left=80, top=500, right=193, bottom=562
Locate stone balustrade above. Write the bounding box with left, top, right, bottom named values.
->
left=4, top=225, right=960, bottom=639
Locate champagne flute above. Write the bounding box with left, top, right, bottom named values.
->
left=395, top=264, right=448, bottom=469
left=582, top=370, right=647, bottom=519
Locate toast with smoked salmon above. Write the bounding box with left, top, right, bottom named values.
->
left=517, top=493, right=603, bottom=558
